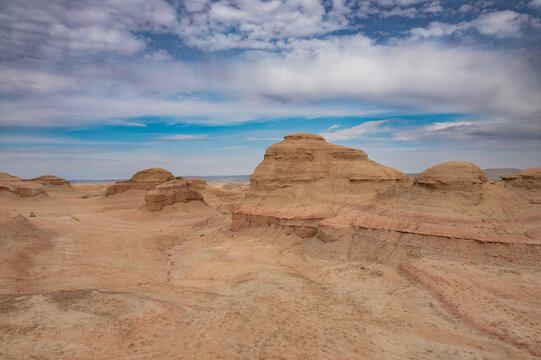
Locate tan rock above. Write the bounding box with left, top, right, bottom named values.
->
left=414, top=161, right=488, bottom=190
left=0, top=181, right=47, bottom=198
left=0, top=172, right=20, bottom=181
left=501, top=167, right=541, bottom=204
left=30, top=175, right=70, bottom=186
left=106, top=168, right=175, bottom=196
left=145, top=179, right=203, bottom=212
left=185, top=178, right=207, bottom=190
left=242, top=132, right=410, bottom=218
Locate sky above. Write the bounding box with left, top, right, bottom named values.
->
left=0, top=0, right=540, bottom=179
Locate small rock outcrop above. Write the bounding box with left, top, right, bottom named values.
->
left=185, top=178, right=207, bottom=190
left=106, top=168, right=175, bottom=196
left=30, top=175, right=71, bottom=187
left=145, top=179, right=203, bottom=211
left=0, top=172, right=47, bottom=198
left=501, top=167, right=541, bottom=204
left=414, top=161, right=488, bottom=190
left=0, top=172, right=20, bottom=181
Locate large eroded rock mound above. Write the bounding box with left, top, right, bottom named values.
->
left=234, top=140, right=541, bottom=265
left=106, top=168, right=175, bottom=196
left=145, top=179, right=203, bottom=211
left=240, top=133, right=410, bottom=219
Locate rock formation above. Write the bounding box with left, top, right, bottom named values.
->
left=236, top=133, right=410, bottom=221
left=30, top=175, right=71, bottom=186
left=106, top=168, right=175, bottom=196
left=185, top=178, right=207, bottom=190
left=0, top=175, right=47, bottom=197
left=233, top=136, right=541, bottom=265
left=501, top=167, right=541, bottom=204
left=0, top=172, right=20, bottom=181
left=413, top=161, right=488, bottom=190
left=145, top=179, right=203, bottom=211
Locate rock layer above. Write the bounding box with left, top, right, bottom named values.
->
left=106, top=168, right=175, bottom=196
left=30, top=175, right=71, bottom=186
left=0, top=181, right=47, bottom=198
left=145, top=179, right=203, bottom=211
left=239, top=132, right=410, bottom=220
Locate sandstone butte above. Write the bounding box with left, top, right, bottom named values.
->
left=233, top=134, right=541, bottom=265
left=105, top=167, right=175, bottom=196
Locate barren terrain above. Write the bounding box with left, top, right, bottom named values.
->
left=1, top=135, right=540, bottom=359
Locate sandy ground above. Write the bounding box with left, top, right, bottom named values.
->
left=1, top=184, right=540, bottom=359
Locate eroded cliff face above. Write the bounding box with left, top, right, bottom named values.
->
left=233, top=134, right=541, bottom=266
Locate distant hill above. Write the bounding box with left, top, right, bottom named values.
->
left=407, top=168, right=522, bottom=181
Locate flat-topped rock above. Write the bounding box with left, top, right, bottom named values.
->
left=130, top=168, right=175, bottom=183
left=145, top=179, right=203, bottom=211
left=284, top=133, right=326, bottom=142
left=106, top=168, right=175, bottom=196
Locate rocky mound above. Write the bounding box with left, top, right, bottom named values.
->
left=145, top=179, right=203, bottom=211
left=501, top=167, right=541, bottom=204
left=185, top=178, right=207, bottom=190
left=30, top=175, right=71, bottom=186
left=106, top=168, right=175, bottom=196
left=414, top=161, right=488, bottom=190
left=0, top=172, right=20, bottom=181
left=238, top=133, right=410, bottom=220
left=0, top=181, right=47, bottom=197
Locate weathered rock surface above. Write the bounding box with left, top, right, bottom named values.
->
left=106, top=168, right=175, bottom=196
left=414, top=161, right=488, bottom=190
left=30, top=175, right=71, bottom=186
left=501, top=167, right=541, bottom=204
left=185, top=178, right=207, bottom=190
left=0, top=172, right=20, bottom=181
left=145, top=179, right=203, bottom=211
left=0, top=180, right=47, bottom=197
left=236, top=133, right=410, bottom=221
left=234, top=138, right=541, bottom=265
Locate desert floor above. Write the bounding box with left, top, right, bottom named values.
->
left=1, top=184, right=540, bottom=359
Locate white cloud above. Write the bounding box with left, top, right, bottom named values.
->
left=320, top=120, right=389, bottom=141
left=176, top=0, right=349, bottom=50
left=530, top=0, right=541, bottom=7
left=411, top=10, right=541, bottom=39
left=241, top=35, right=540, bottom=120
left=0, top=0, right=178, bottom=59
left=156, top=134, right=208, bottom=140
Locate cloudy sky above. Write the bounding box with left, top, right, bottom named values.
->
left=0, top=0, right=540, bottom=178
